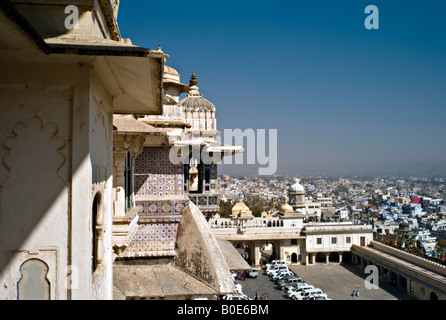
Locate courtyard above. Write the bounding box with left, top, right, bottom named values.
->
left=237, top=262, right=416, bottom=300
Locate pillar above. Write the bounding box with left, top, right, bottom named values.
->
left=325, top=253, right=329, bottom=264
left=305, top=253, right=309, bottom=266
left=253, top=241, right=261, bottom=268
left=339, top=253, right=343, bottom=264
left=312, top=253, right=316, bottom=264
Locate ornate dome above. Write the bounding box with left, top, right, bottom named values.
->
left=232, top=202, right=253, bottom=219
left=163, top=65, right=181, bottom=84
left=290, top=178, right=305, bottom=193
left=279, top=202, right=294, bottom=214
left=179, top=73, right=216, bottom=112
left=164, top=65, right=179, bottom=75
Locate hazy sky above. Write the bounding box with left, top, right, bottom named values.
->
left=118, top=1, right=446, bottom=176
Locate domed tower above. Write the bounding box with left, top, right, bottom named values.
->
left=289, top=178, right=306, bottom=215
left=179, top=73, right=217, bottom=138
left=174, top=72, right=244, bottom=219
left=162, top=65, right=189, bottom=117
left=278, top=201, right=304, bottom=229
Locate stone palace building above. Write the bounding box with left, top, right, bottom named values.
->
left=0, top=0, right=242, bottom=300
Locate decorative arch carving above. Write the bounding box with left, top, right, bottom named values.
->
left=18, top=259, right=50, bottom=300
left=2, top=116, right=66, bottom=185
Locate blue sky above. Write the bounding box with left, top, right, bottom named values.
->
left=118, top=1, right=446, bottom=176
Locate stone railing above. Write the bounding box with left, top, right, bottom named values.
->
left=304, top=222, right=373, bottom=234
left=369, top=240, right=446, bottom=277
left=189, top=193, right=220, bottom=208
left=208, top=217, right=306, bottom=237
left=209, top=217, right=284, bottom=230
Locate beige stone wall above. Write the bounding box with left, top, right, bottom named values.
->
left=0, top=58, right=114, bottom=300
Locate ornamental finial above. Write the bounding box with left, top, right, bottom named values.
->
left=189, top=73, right=198, bottom=86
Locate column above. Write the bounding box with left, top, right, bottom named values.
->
left=325, top=253, right=329, bottom=264
left=253, top=241, right=261, bottom=268
left=339, top=253, right=343, bottom=264
left=305, top=253, right=309, bottom=266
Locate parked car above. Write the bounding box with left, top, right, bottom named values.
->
left=265, top=260, right=286, bottom=269
left=305, top=294, right=330, bottom=300
left=248, top=268, right=259, bottom=278
left=288, top=285, right=314, bottom=299
left=267, top=265, right=288, bottom=277
left=280, top=277, right=305, bottom=290
left=294, top=288, right=324, bottom=300
left=224, top=293, right=252, bottom=300
left=287, top=282, right=310, bottom=294
left=234, top=283, right=242, bottom=293
left=273, top=270, right=293, bottom=282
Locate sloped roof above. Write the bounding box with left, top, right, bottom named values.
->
left=216, top=239, right=251, bottom=271
left=113, top=264, right=219, bottom=299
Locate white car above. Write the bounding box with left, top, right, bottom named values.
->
left=224, top=293, right=252, bottom=300
left=267, top=265, right=288, bottom=277
left=280, top=277, right=305, bottom=290
left=287, top=282, right=310, bottom=294
left=248, top=268, right=259, bottom=278
left=294, top=288, right=324, bottom=300
left=305, top=294, right=331, bottom=300
left=288, top=285, right=314, bottom=299
left=273, top=270, right=293, bottom=282
left=234, top=283, right=242, bottom=293
left=265, top=260, right=286, bottom=269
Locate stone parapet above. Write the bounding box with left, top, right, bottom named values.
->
left=368, top=240, right=446, bottom=277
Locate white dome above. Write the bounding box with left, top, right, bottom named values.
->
left=290, top=179, right=304, bottom=192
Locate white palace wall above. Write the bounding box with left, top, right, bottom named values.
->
left=0, top=58, right=114, bottom=300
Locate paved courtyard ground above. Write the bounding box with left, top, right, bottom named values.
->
left=237, top=262, right=416, bottom=300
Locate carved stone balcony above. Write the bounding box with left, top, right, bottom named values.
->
left=188, top=193, right=221, bottom=216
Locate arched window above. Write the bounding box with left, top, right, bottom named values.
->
left=18, top=259, right=50, bottom=300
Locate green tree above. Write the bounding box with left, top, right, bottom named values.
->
left=218, top=200, right=233, bottom=218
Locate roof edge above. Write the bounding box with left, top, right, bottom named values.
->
left=0, top=0, right=50, bottom=54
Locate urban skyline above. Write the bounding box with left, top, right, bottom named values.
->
left=119, top=0, right=446, bottom=177
left=1, top=0, right=445, bottom=303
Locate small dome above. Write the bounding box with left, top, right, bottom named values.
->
left=232, top=202, right=253, bottom=218
left=280, top=203, right=294, bottom=213
left=179, top=73, right=216, bottom=112
left=290, top=178, right=305, bottom=193
left=164, top=65, right=181, bottom=84
left=164, top=65, right=179, bottom=75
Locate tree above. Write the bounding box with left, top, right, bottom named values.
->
left=218, top=200, right=233, bottom=218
